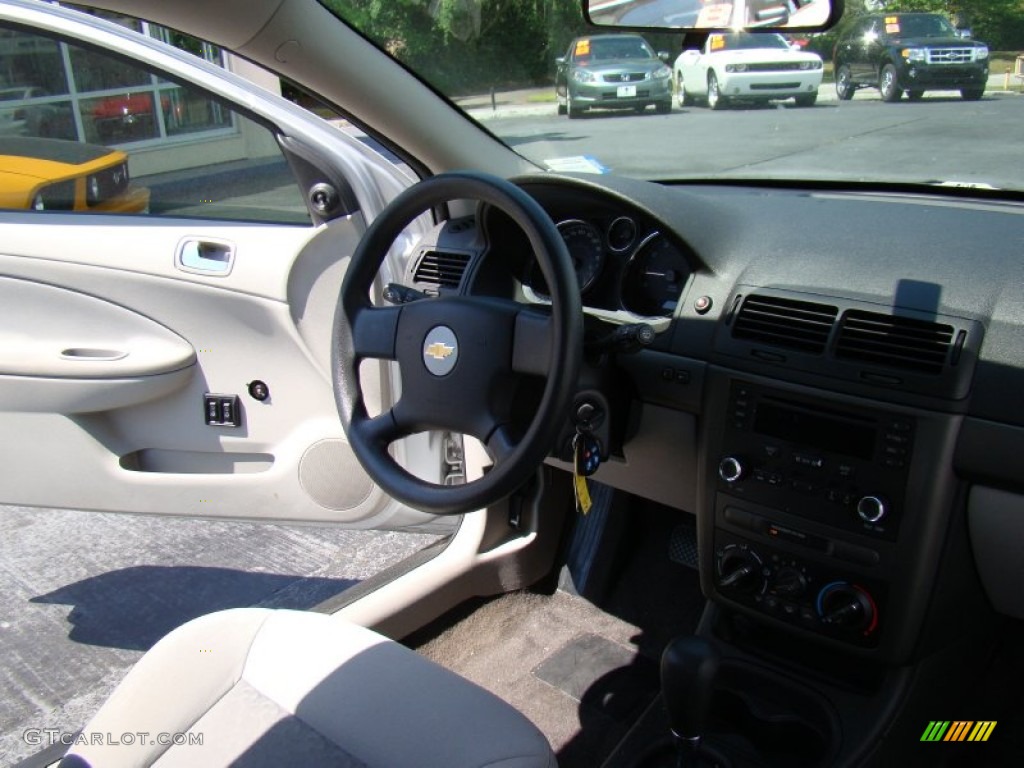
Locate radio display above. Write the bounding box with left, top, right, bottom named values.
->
left=754, top=400, right=875, bottom=460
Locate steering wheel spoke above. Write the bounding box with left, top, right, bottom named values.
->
left=511, top=308, right=553, bottom=377
left=352, top=408, right=409, bottom=448
left=351, top=305, right=401, bottom=360
left=485, top=423, right=520, bottom=465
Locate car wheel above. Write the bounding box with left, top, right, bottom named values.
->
left=961, top=87, right=984, bottom=101
left=675, top=74, right=687, bottom=107
left=794, top=92, right=817, bottom=107
left=567, top=94, right=583, bottom=119
left=557, top=98, right=567, bottom=116
left=835, top=64, right=855, bottom=101
left=879, top=64, right=902, bottom=102
left=707, top=72, right=727, bottom=110
left=656, top=100, right=671, bottom=114
left=907, top=90, right=924, bottom=101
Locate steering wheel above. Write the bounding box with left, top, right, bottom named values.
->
left=332, top=171, right=583, bottom=515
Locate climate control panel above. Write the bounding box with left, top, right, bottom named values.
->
left=714, top=530, right=884, bottom=647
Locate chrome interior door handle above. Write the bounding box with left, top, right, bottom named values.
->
left=176, top=238, right=235, bottom=276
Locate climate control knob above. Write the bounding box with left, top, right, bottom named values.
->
left=856, top=495, right=887, bottom=524
left=817, top=582, right=877, bottom=635
left=718, top=456, right=746, bottom=484
left=717, top=545, right=765, bottom=594
left=770, top=566, right=808, bottom=598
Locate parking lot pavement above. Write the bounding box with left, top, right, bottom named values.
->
left=0, top=504, right=440, bottom=766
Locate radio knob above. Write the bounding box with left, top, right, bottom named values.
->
left=718, top=456, right=746, bottom=483
left=856, top=495, right=887, bottom=524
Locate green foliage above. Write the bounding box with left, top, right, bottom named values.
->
left=323, top=0, right=591, bottom=93
left=321, top=0, right=1024, bottom=92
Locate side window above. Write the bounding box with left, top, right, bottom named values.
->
left=0, top=24, right=311, bottom=225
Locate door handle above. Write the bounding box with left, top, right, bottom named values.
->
left=176, top=238, right=235, bottom=276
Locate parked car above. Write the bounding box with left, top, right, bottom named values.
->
left=555, top=33, right=673, bottom=118
left=833, top=12, right=989, bottom=101
left=674, top=31, right=824, bottom=109
left=1, top=1, right=1024, bottom=767
left=0, top=136, right=149, bottom=212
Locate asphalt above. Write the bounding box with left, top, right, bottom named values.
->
left=0, top=505, right=439, bottom=766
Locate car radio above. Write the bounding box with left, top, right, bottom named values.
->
left=716, top=381, right=915, bottom=541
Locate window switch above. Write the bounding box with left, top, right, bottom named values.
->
left=204, top=394, right=241, bottom=427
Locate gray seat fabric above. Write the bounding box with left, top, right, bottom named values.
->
left=58, top=608, right=556, bottom=768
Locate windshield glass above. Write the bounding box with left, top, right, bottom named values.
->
left=896, top=13, right=958, bottom=38
left=320, top=2, right=1022, bottom=192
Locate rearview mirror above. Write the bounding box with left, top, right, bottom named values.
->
left=584, top=0, right=840, bottom=32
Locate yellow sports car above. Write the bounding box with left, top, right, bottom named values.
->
left=0, top=136, right=149, bottom=212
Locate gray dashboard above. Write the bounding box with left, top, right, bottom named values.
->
left=408, top=173, right=1024, bottom=637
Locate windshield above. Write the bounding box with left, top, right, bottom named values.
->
left=320, top=2, right=1021, bottom=192
left=574, top=35, right=657, bottom=61
left=896, top=14, right=958, bottom=38
left=714, top=32, right=791, bottom=51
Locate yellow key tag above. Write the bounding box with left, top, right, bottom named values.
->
left=575, top=474, right=592, bottom=515
left=572, top=434, right=593, bottom=515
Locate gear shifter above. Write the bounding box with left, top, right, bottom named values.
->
left=660, top=636, right=721, bottom=767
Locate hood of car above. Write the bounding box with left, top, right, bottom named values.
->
left=2, top=137, right=112, bottom=166
left=710, top=48, right=820, bottom=62
left=576, top=58, right=664, bottom=74
left=888, top=35, right=982, bottom=48
left=0, top=138, right=124, bottom=183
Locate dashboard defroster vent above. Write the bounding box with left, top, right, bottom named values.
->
left=732, top=294, right=838, bottom=354
left=412, top=250, right=470, bottom=288
left=836, top=311, right=954, bottom=375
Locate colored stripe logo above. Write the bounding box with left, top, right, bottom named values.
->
left=920, top=721, right=996, bottom=742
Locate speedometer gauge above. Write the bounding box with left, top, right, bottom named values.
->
left=621, top=233, right=691, bottom=317
left=557, top=219, right=605, bottom=293
left=527, top=219, right=605, bottom=296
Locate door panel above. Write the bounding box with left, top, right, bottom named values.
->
left=0, top=6, right=449, bottom=532
left=0, top=214, right=439, bottom=529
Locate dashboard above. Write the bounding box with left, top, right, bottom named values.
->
left=405, top=172, right=1024, bottom=665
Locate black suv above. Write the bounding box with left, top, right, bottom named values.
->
left=833, top=12, right=989, bottom=102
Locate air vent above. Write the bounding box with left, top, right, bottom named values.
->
left=412, top=250, right=470, bottom=288
left=732, top=294, right=838, bottom=354
left=836, top=311, right=954, bottom=374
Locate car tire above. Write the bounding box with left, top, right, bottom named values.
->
left=567, top=94, right=583, bottom=119
left=675, top=74, right=687, bottom=107
left=557, top=99, right=567, bottom=116
left=656, top=100, right=671, bottom=114
left=707, top=72, right=727, bottom=110
left=907, top=90, right=924, bottom=101
left=795, top=92, right=817, bottom=107
left=961, top=87, right=984, bottom=101
left=879, top=63, right=902, bottom=102
left=835, top=64, right=855, bottom=101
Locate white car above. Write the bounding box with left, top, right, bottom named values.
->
left=673, top=32, right=823, bottom=109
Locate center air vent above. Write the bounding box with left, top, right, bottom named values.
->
left=412, top=250, right=470, bottom=288
left=732, top=294, right=838, bottom=354
left=836, top=311, right=954, bottom=375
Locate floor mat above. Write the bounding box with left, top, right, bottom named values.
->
left=408, top=590, right=659, bottom=768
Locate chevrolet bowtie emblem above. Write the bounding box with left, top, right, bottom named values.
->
left=425, top=342, right=455, bottom=361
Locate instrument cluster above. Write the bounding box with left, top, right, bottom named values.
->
left=524, top=213, right=693, bottom=318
